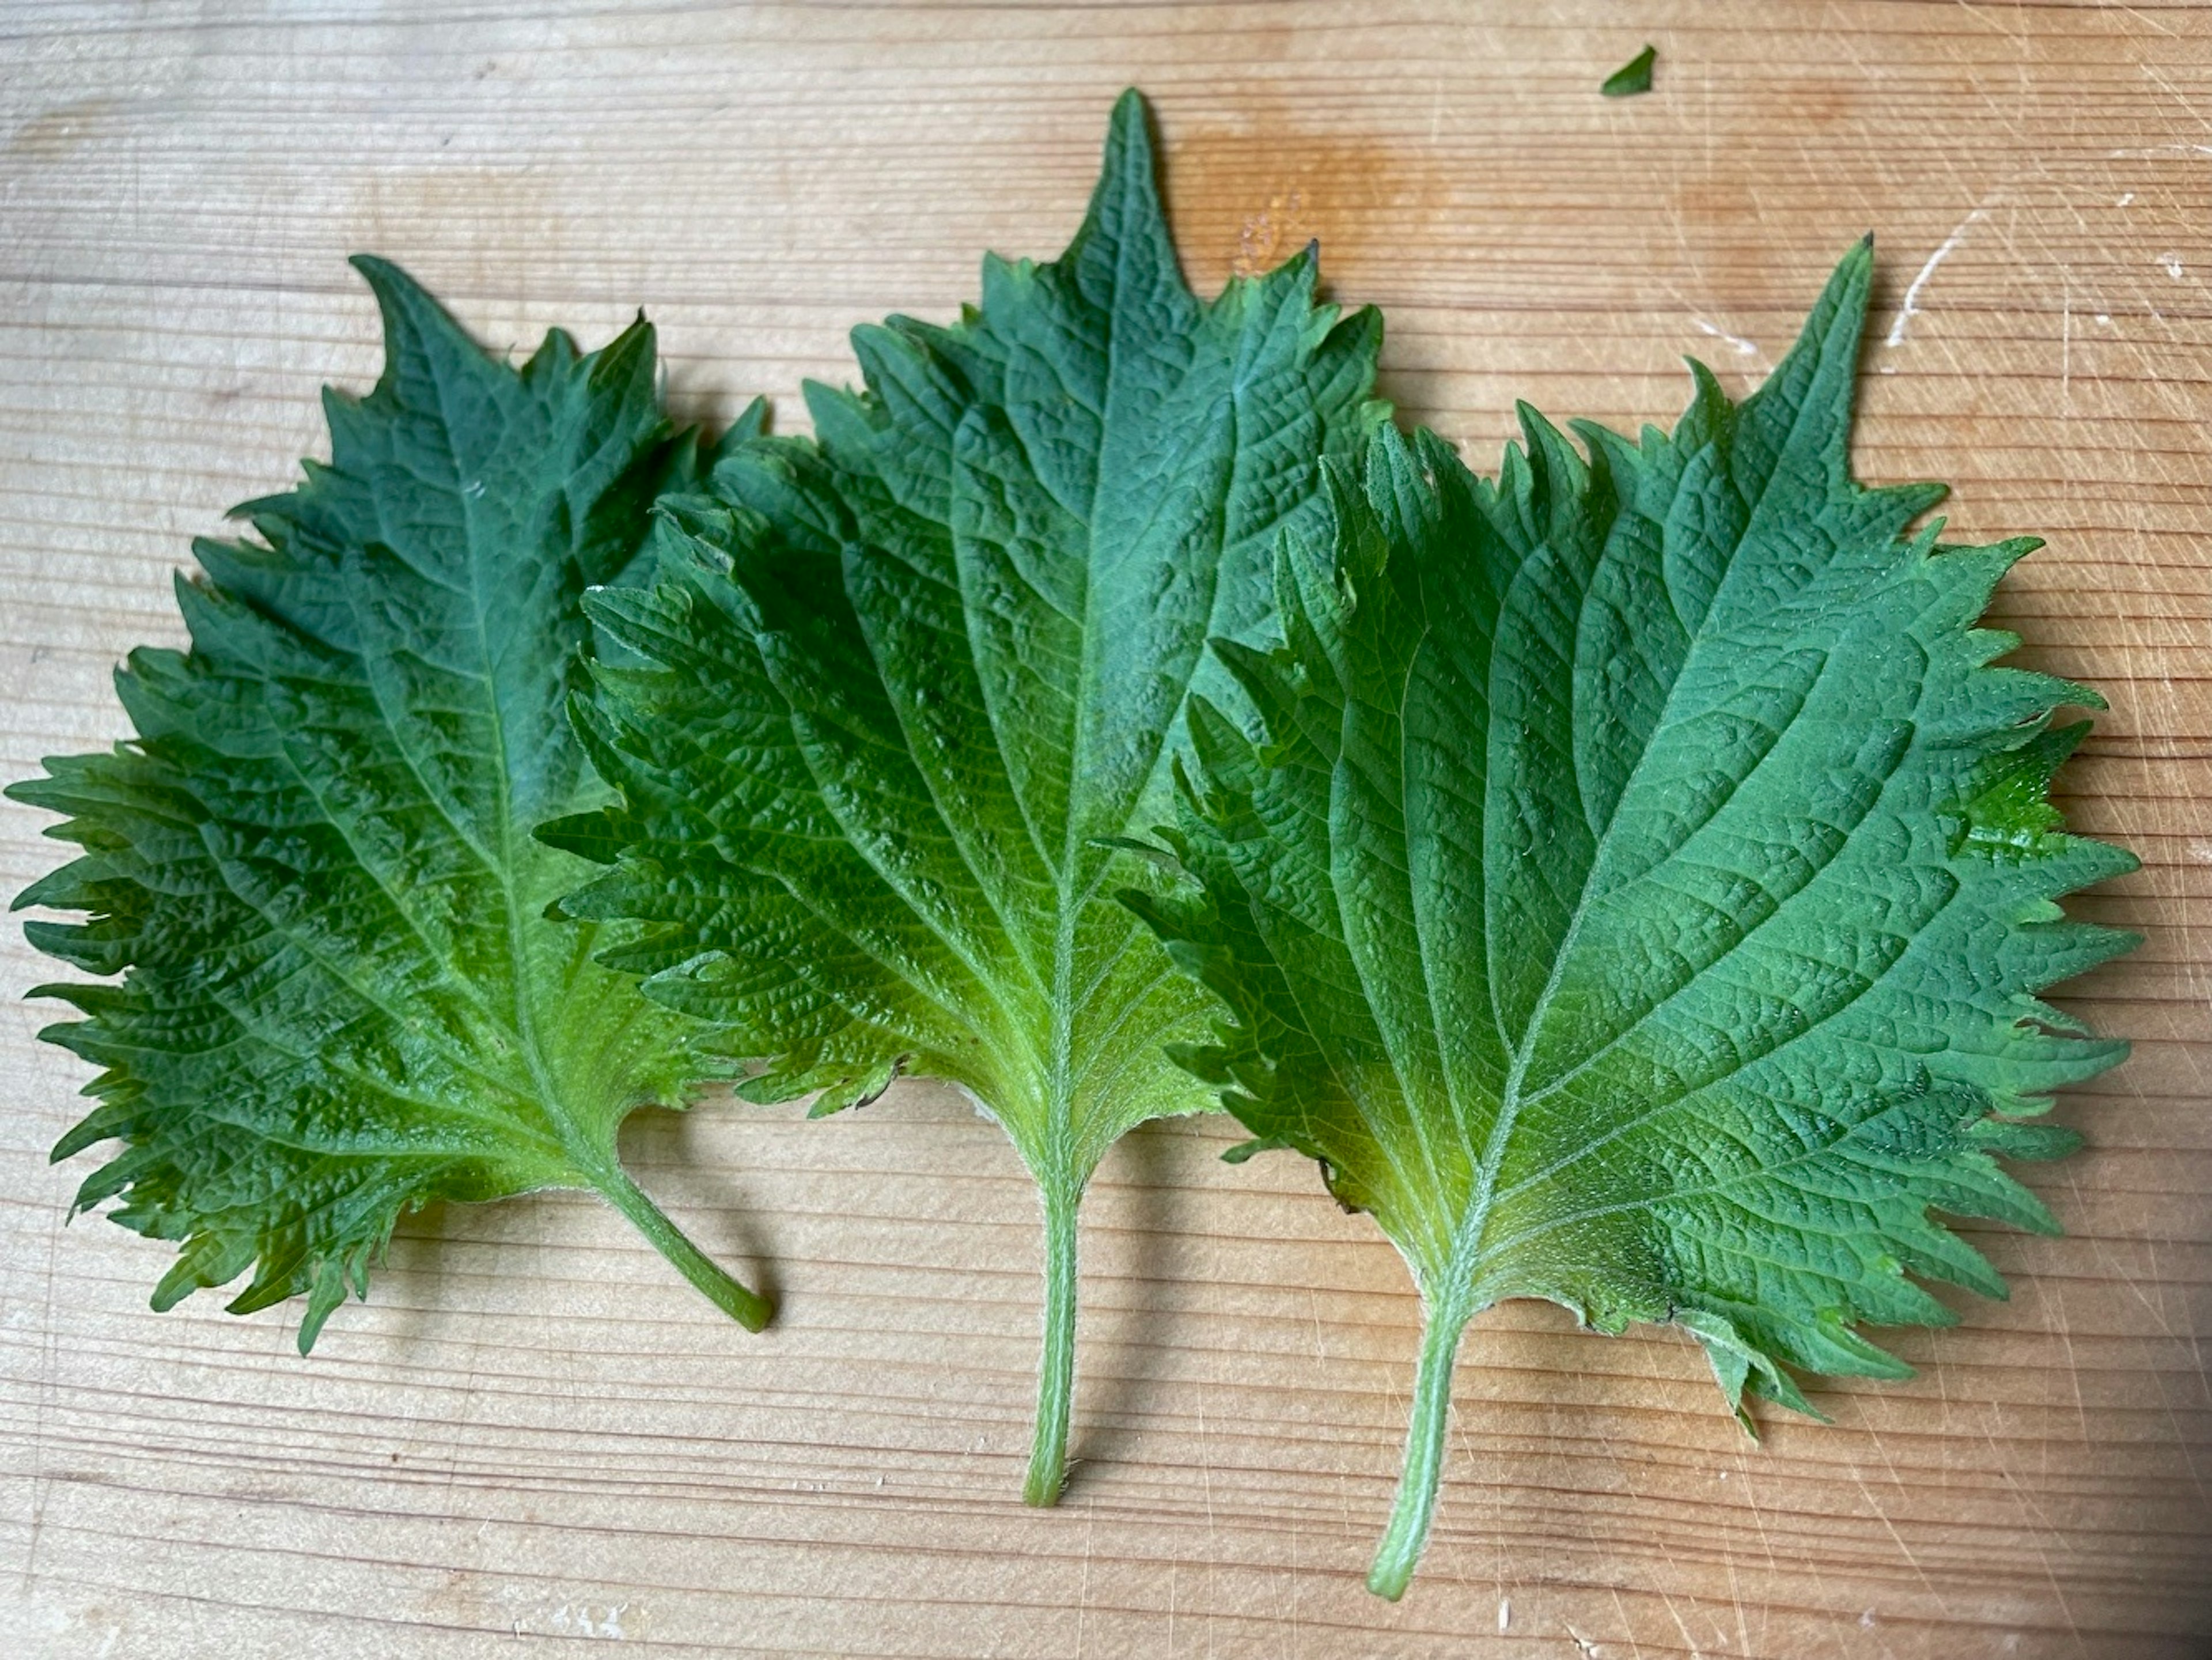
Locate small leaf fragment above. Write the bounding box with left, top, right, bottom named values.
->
left=1603, top=44, right=1657, bottom=97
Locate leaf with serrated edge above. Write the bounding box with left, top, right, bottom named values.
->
left=12, top=262, right=770, bottom=1348
left=1127, top=240, right=2138, bottom=1597
left=555, top=89, right=1388, bottom=1500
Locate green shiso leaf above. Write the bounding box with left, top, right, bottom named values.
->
left=13, top=261, right=769, bottom=1349
left=1126, top=239, right=2138, bottom=1597
left=552, top=89, right=1388, bottom=1502
left=1602, top=44, right=1658, bottom=98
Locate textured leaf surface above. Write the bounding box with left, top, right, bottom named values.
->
left=555, top=90, right=1387, bottom=1500
left=1130, top=241, right=2138, bottom=1595
left=12, top=263, right=768, bottom=1348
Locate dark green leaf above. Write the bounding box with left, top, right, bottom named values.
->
left=14, top=262, right=769, bottom=1349
left=559, top=89, right=1388, bottom=1500
left=1131, top=239, right=2138, bottom=1595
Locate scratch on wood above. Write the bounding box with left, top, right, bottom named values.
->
left=1886, top=206, right=1988, bottom=346
left=1691, top=318, right=1759, bottom=358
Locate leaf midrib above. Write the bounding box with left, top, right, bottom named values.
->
left=436, top=370, right=613, bottom=1184
left=1041, top=146, right=1150, bottom=1171
left=957, top=210, right=1243, bottom=1167
left=1442, top=395, right=1824, bottom=1296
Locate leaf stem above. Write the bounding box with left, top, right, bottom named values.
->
left=592, top=1159, right=772, bottom=1332
left=1366, top=1296, right=1472, bottom=1601
left=1023, top=1177, right=1082, bottom=1506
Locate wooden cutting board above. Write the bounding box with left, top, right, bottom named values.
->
left=2, top=3, right=2206, bottom=1655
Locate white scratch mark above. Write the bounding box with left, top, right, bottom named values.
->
left=548, top=1602, right=628, bottom=1640
left=2159, top=251, right=2186, bottom=279
left=1567, top=1625, right=1603, bottom=1658
left=1886, top=207, right=1988, bottom=347
left=2061, top=287, right=2073, bottom=410
left=2119, top=3, right=2181, bottom=37
left=1656, top=1588, right=1707, bottom=1658
left=1497, top=1595, right=1511, bottom=1631
left=2117, top=191, right=2135, bottom=207
left=1852, top=1451, right=1938, bottom=1606
left=2106, top=142, right=2212, bottom=160
left=1690, top=318, right=1759, bottom=357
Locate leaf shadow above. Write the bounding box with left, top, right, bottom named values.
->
left=1060, top=1118, right=1194, bottom=1497
left=364, top=1095, right=784, bottom=1355
left=368, top=1194, right=464, bottom=1351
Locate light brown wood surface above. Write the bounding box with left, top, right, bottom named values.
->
left=2, top=2, right=2207, bottom=1655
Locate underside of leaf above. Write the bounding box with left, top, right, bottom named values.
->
left=553, top=89, right=1388, bottom=1502
left=13, top=260, right=768, bottom=1347
left=1128, top=238, right=2139, bottom=1597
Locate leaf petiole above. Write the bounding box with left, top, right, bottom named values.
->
left=1024, top=1177, right=1082, bottom=1505
left=590, top=1155, right=772, bottom=1333
left=1366, top=1291, right=1473, bottom=1601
